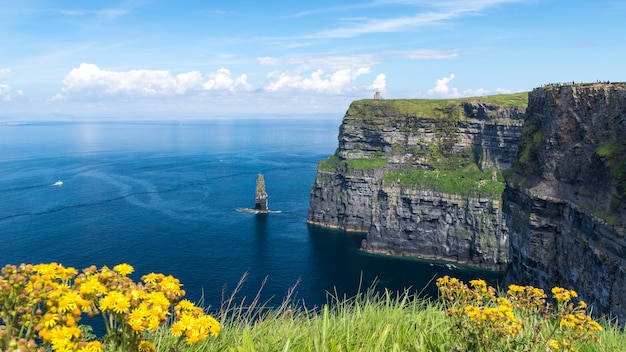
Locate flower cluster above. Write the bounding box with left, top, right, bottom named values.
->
left=171, top=299, right=221, bottom=343
left=0, top=262, right=220, bottom=352
left=552, top=287, right=578, bottom=303
left=506, top=284, right=546, bottom=315
left=549, top=286, right=603, bottom=349
left=437, top=276, right=522, bottom=351
left=436, top=276, right=604, bottom=352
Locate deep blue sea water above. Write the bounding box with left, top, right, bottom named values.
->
left=0, top=119, right=501, bottom=310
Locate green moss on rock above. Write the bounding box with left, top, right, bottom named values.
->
left=318, top=155, right=343, bottom=172
left=383, top=164, right=505, bottom=198
left=596, top=138, right=626, bottom=198
left=347, top=157, right=388, bottom=171
left=513, top=120, right=543, bottom=176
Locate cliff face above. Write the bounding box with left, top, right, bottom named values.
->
left=363, top=187, right=509, bottom=270
left=503, top=84, right=626, bottom=321
left=308, top=96, right=526, bottom=270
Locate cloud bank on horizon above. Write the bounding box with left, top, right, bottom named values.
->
left=0, top=0, right=624, bottom=118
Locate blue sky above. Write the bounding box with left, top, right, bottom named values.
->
left=1, top=0, right=624, bottom=119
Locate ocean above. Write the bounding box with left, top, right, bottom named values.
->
left=0, top=119, right=502, bottom=310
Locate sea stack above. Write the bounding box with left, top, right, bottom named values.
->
left=254, top=174, right=269, bottom=211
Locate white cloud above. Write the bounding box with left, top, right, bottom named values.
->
left=0, top=68, right=23, bottom=102
left=463, top=88, right=487, bottom=96
left=367, top=73, right=387, bottom=91
left=427, top=73, right=513, bottom=98
left=54, top=63, right=253, bottom=100
left=264, top=67, right=371, bottom=94
left=494, top=87, right=512, bottom=94
left=428, top=73, right=459, bottom=97
left=172, top=71, right=205, bottom=94
left=0, top=84, right=12, bottom=101
left=203, top=68, right=252, bottom=92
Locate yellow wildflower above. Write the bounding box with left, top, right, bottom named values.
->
left=142, top=272, right=162, bottom=284
left=200, top=314, right=221, bottom=336
left=186, top=328, right=207, bottom=344
left=137, top=340, right=156, bottom=352
left=176, top=299, right=197, bottom=312
left=175, top=299, right=202, bottom=316
left=547, top=339, right=560, bottom=350
left=113, top=263, right=134, bottom=276
left=77, top=341, right=103, bottom=352
left=127, top=306, right=148, bottom=331
left=145, top=291, right=170, bottom=316
left=470, top=279, right=486, bottom=288
left=160, top=275, right=183, bottom=297
left=49, top=326, right=80, bottom=350
left=42, top=313, right=60, bottom=328
left=79, top=276, right=107, bottom=295
left=128, top=306, right=147, bottom=322
left=588, top=320, right=603, bottom=332
left=171, top=321, right=185, bottom=337
left=59, top=266, right=78, bottom=281
left=129, top=288, right=147, bottom=301
left=99, top=291, right=130, bottom=314
left=507, top=284, right=525, bottom=293
left=146, top=315, right=161, bottom=331
left=33, top=263, right=60, bottom=279
left=552, top=287, right=578, bottom=302
left=57, top=295, right=78, bottom=314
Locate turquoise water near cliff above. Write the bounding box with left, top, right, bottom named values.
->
left=0, top=119, right=502, bottom=308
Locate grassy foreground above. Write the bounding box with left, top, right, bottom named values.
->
left=150, top=278, right=626, bottom=352
left=2, top=263, right=625, bottom=351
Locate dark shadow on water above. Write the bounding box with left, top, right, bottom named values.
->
left=254, top=213, right=268, bottom=236
left=306, top=224, right=504, bottom=302
left=251, top=213, right=270, bottom=271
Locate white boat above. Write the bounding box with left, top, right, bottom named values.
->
left=53, top=180, right=63, bottom=186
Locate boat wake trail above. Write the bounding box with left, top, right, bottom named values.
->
left=2, top=183, right=52, bottom=193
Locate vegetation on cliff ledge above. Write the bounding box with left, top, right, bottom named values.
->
left=383, top=164, right=505, bottom=198
left=596, top=138, right=626, bottom=199
left=318, top=154, right=342, bottom=172
left=512, top=119, right=543, bottom=177
left=319, top=150, right=505, bottom=198
left=318, top=155, right=389, bottom=172
left=385, top=145, right=506, bottom=198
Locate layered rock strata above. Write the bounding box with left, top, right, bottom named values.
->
left=308, top=96, right=526, bottom=270
left=503, top=84, right=626, bottom=322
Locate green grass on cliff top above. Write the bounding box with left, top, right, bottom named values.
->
left=349, top=92, right=528, bottom=120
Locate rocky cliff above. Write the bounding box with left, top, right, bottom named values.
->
left=503, top=83, right=626, bottom=322
left=307, top=95, right=527, bottom=270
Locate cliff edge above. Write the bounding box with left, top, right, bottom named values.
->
left=503, top=83, right=626, bottom=322
left=307, top=94, right=527, bottom=271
